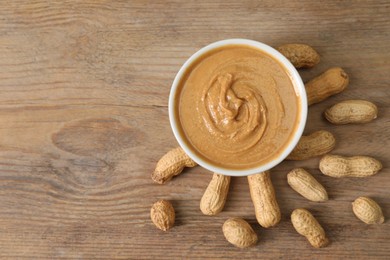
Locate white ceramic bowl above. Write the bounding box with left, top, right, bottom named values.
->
left=169, top=39, right=307, bottom=176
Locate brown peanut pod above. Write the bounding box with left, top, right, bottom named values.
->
left=152, top=147, right=197, bottom=184
left=352, top=197, right=385, bottom=224
left=291, top=208, right=329, bottom=248
left=150, top=200, right=175, bottom=231
left=319, top=154, right=382, bottom=178
left=287, top=168, right=328, bottom=202
left=222, top=218, right=258, bottom=248
left=287, top=130, right=336, bottom=160
left=306, top=67, right=349, bottom=106
left=200, top=173, right=231, bottom=215
left=248, top=171, right=281, bottom=228
left=325, top=100, right=378, bottom=124
left=277, top=43, right=320, bottom=68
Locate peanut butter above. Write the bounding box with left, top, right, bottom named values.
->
left=176, top=45, right=301, bottom=169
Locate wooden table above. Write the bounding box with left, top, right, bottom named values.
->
left=0, top=1, right=389, bottom=259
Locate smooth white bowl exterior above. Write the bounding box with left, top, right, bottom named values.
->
left=169, top=39, right=307, bottom=176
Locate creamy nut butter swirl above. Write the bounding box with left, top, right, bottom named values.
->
left=177, top=45, right=301, bottom=169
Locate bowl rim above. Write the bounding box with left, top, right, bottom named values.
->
left=168, top=38, right=307, bottom=176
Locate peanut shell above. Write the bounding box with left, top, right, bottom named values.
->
left=200, top=173, right=231, bottom=215
left=325, top=100, right=378, bottom=124
left=277, top=43, right=320, bottom=68
left=306, top=67, right=349, bottom=106
left=248, top=171, right=281, bottom=228
left=150, top=200, right=175, bottom=231
left=291, top=208, right=329, bottom=248
left=319, top=154, right=382, bottom=178
left=352, top=197, right=384, bottom=224
left=222, top=218, right=258, bottom=248
left=287, top=130, right=336, bottom=160
left=287, top=168, right=328, bottom=202
left=152, top=147, right=197, bottom=184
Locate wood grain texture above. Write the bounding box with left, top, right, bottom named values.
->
left=0, top=0, right=389, bottom=259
